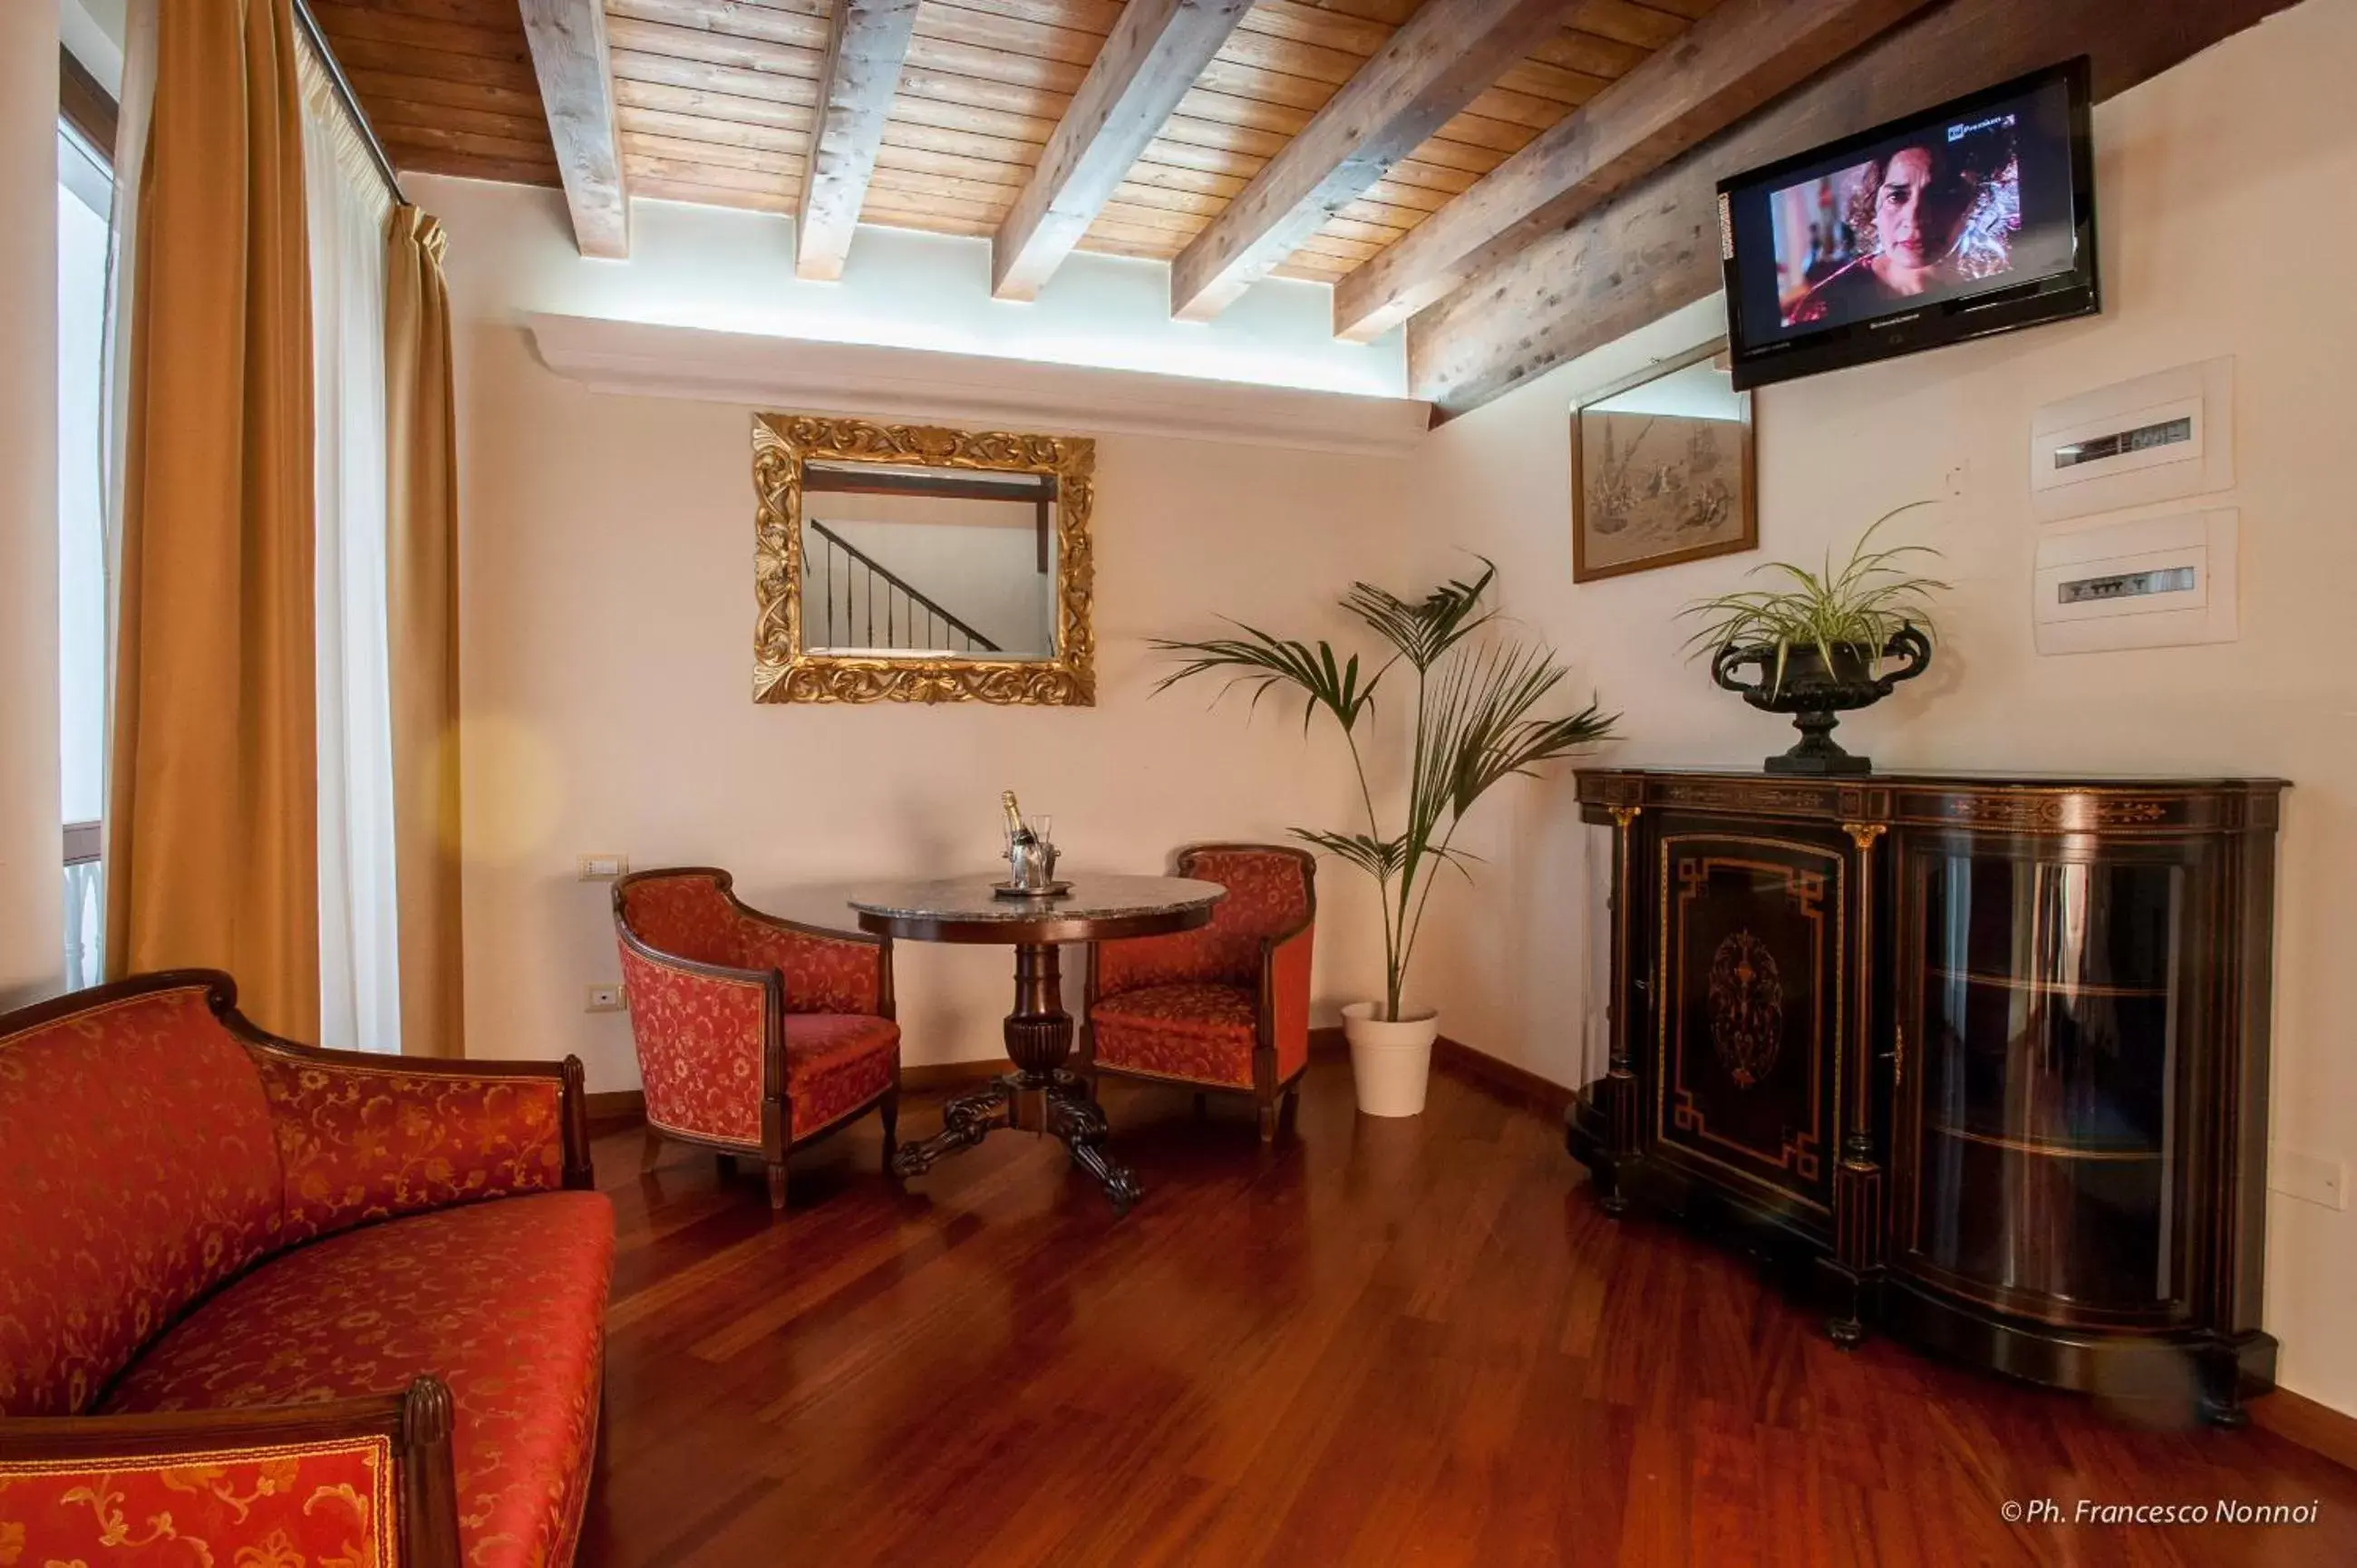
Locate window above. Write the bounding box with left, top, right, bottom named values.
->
left=58, top=72, right=113, bottom=988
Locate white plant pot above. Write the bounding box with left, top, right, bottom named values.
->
left=1342, top=1002, right=1440, bottom=1118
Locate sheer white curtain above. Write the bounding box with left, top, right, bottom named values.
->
left=94, top=0, right=158, bottom=977
left=298, top=34, right=401, bottom=1054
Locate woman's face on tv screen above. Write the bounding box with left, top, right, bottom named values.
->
left=1875, top=146, right=1969, bottom=268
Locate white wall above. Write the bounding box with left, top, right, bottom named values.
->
left=1, top=4, right=63, bottom=1008
left=1402, top=0, right=2357, bottom=1414
left=412, top=176, right=1403, bottom=399
left=426, top=179, right=1408, bottom=1089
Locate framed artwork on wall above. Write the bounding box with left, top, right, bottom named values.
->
left=1571, top=339, right=1757, bottom=583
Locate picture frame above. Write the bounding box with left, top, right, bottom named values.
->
left=1570, top=339, right=1757, bottom=584
left=751, top=412, right=1096, bottom=705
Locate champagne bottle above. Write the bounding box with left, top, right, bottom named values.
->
left=1001, top=789, right=1034, bottom=849
left=1001, top=789, right=1038, bottom=887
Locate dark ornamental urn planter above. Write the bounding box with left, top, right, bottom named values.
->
left=1709, top=624, right=1931, bottom=775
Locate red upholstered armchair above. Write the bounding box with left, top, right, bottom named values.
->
left=0, top=970, right=610, bottom=1568
left=614, top=866, right=900, bottom=1208
left=1082, top=844, right=1316, bottom=1140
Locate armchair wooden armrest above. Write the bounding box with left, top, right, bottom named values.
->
left=0, top=1378, right=462, bottom=1568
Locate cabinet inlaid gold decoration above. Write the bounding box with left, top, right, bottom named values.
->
left=1571, top=766, right=2288, bottom=1425
left=751, top=413, right=1096, bottom=705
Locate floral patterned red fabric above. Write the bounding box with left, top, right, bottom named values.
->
left=782, top=1014, right=900, bottom=1137
left=1091, top=982, right=1259, bottom=1088
left=618, top=871, right=882, bottom=1012
left=252, top=1054, right=568, bottom=1245
left=1096, top=848, right=1312, bottom=994
left=617, top=943, right=768, bottom=1147
left=0, top=985, right=286, bottom=1417
left=105, top=1191, right=615, bottom=1568
left=735, top=919, right=882, bottom=1016
left=615, top=874, right=742, bottom=967
left=0, top=1437, right=395, bottom=1568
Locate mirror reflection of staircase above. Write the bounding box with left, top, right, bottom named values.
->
left=804, top=518, right=1001, bottom=653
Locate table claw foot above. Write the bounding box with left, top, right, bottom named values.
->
left=891, top=1081, right=1014, bottom=1181
left=1047, top=1085, right=1143, bottom=1215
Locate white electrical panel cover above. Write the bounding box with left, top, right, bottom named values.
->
left=2032, top=509, right=2239, bottom=654
left=2029, top=358, right=2234, bottom=522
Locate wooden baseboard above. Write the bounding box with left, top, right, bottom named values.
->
left=1314, top=1021, right=1572, bottom=1117
left=2254, top=1387, right=2357, bottom=1473
left=586, top=1035, right=1571, bottom=1131
left=585, top=1060, right=1012, bottom=1136
left=585, top=1089, right=645, bottom=1137
left=1431, top=1037, right=1574, bottom=1118
left=902, top=1057, right=1014, bottom=1092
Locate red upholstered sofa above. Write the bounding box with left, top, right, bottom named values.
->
left=0, top=971, right=612, bottom=1568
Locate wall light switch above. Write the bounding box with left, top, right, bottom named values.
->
left=2271, top=1148, right=2346, bottom=1211
left=577, top=854, right=628, bottom=882
left=585, top=983, right=626, bottom=1013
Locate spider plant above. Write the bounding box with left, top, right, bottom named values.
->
left=1154, top=562, right=1615, bottom=1023
left=1680, top=502, right=1948, bottom=694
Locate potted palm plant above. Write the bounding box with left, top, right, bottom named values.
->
left=1155, top=564, right=1615, bottom=1117
left=1681, top=505, right=1947, bottom=774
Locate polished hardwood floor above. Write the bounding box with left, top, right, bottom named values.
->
left=579, top=1060, right=2357, bottom=1568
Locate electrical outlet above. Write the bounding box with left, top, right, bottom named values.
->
left=577, top=853, right=628, bottom=882
left=585, top=983, right=625, bottom=1013
left=2270, top=1148, right=2346, bottom=1211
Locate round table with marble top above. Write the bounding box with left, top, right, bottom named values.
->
left=846, top=873, right=1225, bottom=1215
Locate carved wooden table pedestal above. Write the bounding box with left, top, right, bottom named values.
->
left=848, top=874, right=1225, bottom=1215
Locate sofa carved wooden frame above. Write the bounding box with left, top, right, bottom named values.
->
left=1080, top=843, right=1318, bottom=1141
left=750, top=411, right=1097, bottom=706
left=0, top=969, right=598, bottom=1568
left=611, top=867, right=902, bottom=1207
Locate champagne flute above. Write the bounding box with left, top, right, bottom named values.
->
left=1028, top=815, right=1054, bottom=886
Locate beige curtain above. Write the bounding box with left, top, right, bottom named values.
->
left=384, top=208, right=465, bottom=1059
left=107, top=0, right=320, bottom=1041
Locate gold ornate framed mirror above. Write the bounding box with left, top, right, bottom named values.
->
left=752, top=413, right=1095, bottom=705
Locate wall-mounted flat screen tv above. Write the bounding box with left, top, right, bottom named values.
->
left=1718, top=59, right=2098, bottom=392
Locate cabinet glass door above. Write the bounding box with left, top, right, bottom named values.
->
left=1901, top=845, right=2189, bottom=1322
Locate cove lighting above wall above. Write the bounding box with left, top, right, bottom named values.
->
left=414, top=178, right=1411, bottom=402
left=524, top=314, right=1432, bottom=458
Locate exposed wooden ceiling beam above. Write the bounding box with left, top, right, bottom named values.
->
left=1407, top=0, right=2304, bottom=418
left=519, top=0, right=628, bottom=258
left=992, top=0, right=1253, bottom=301
left=1167, top=0, right=1576, bottom=323
left=798, top=0, right=923, bottom=281
left=1330, top=0, right=1938, bottom=344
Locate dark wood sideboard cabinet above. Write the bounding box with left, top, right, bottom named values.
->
left=1568, top=768, right=2285, bottom=1423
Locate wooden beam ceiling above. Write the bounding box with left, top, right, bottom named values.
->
left=519, top=0, right=631, bottom=256
left=1329, top=0, right=1935, bottom=342
left=800, top=0, right=925, bottom=279
left=1168, top=0, right=1583, bottom=322
left=310, top=0, right=1718, bottom=293
left=991, top=0, right=1255, bottom=301
left=1405, top=0, right=2304, bottom=418
left=308, top=1, right=558, bottom=189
